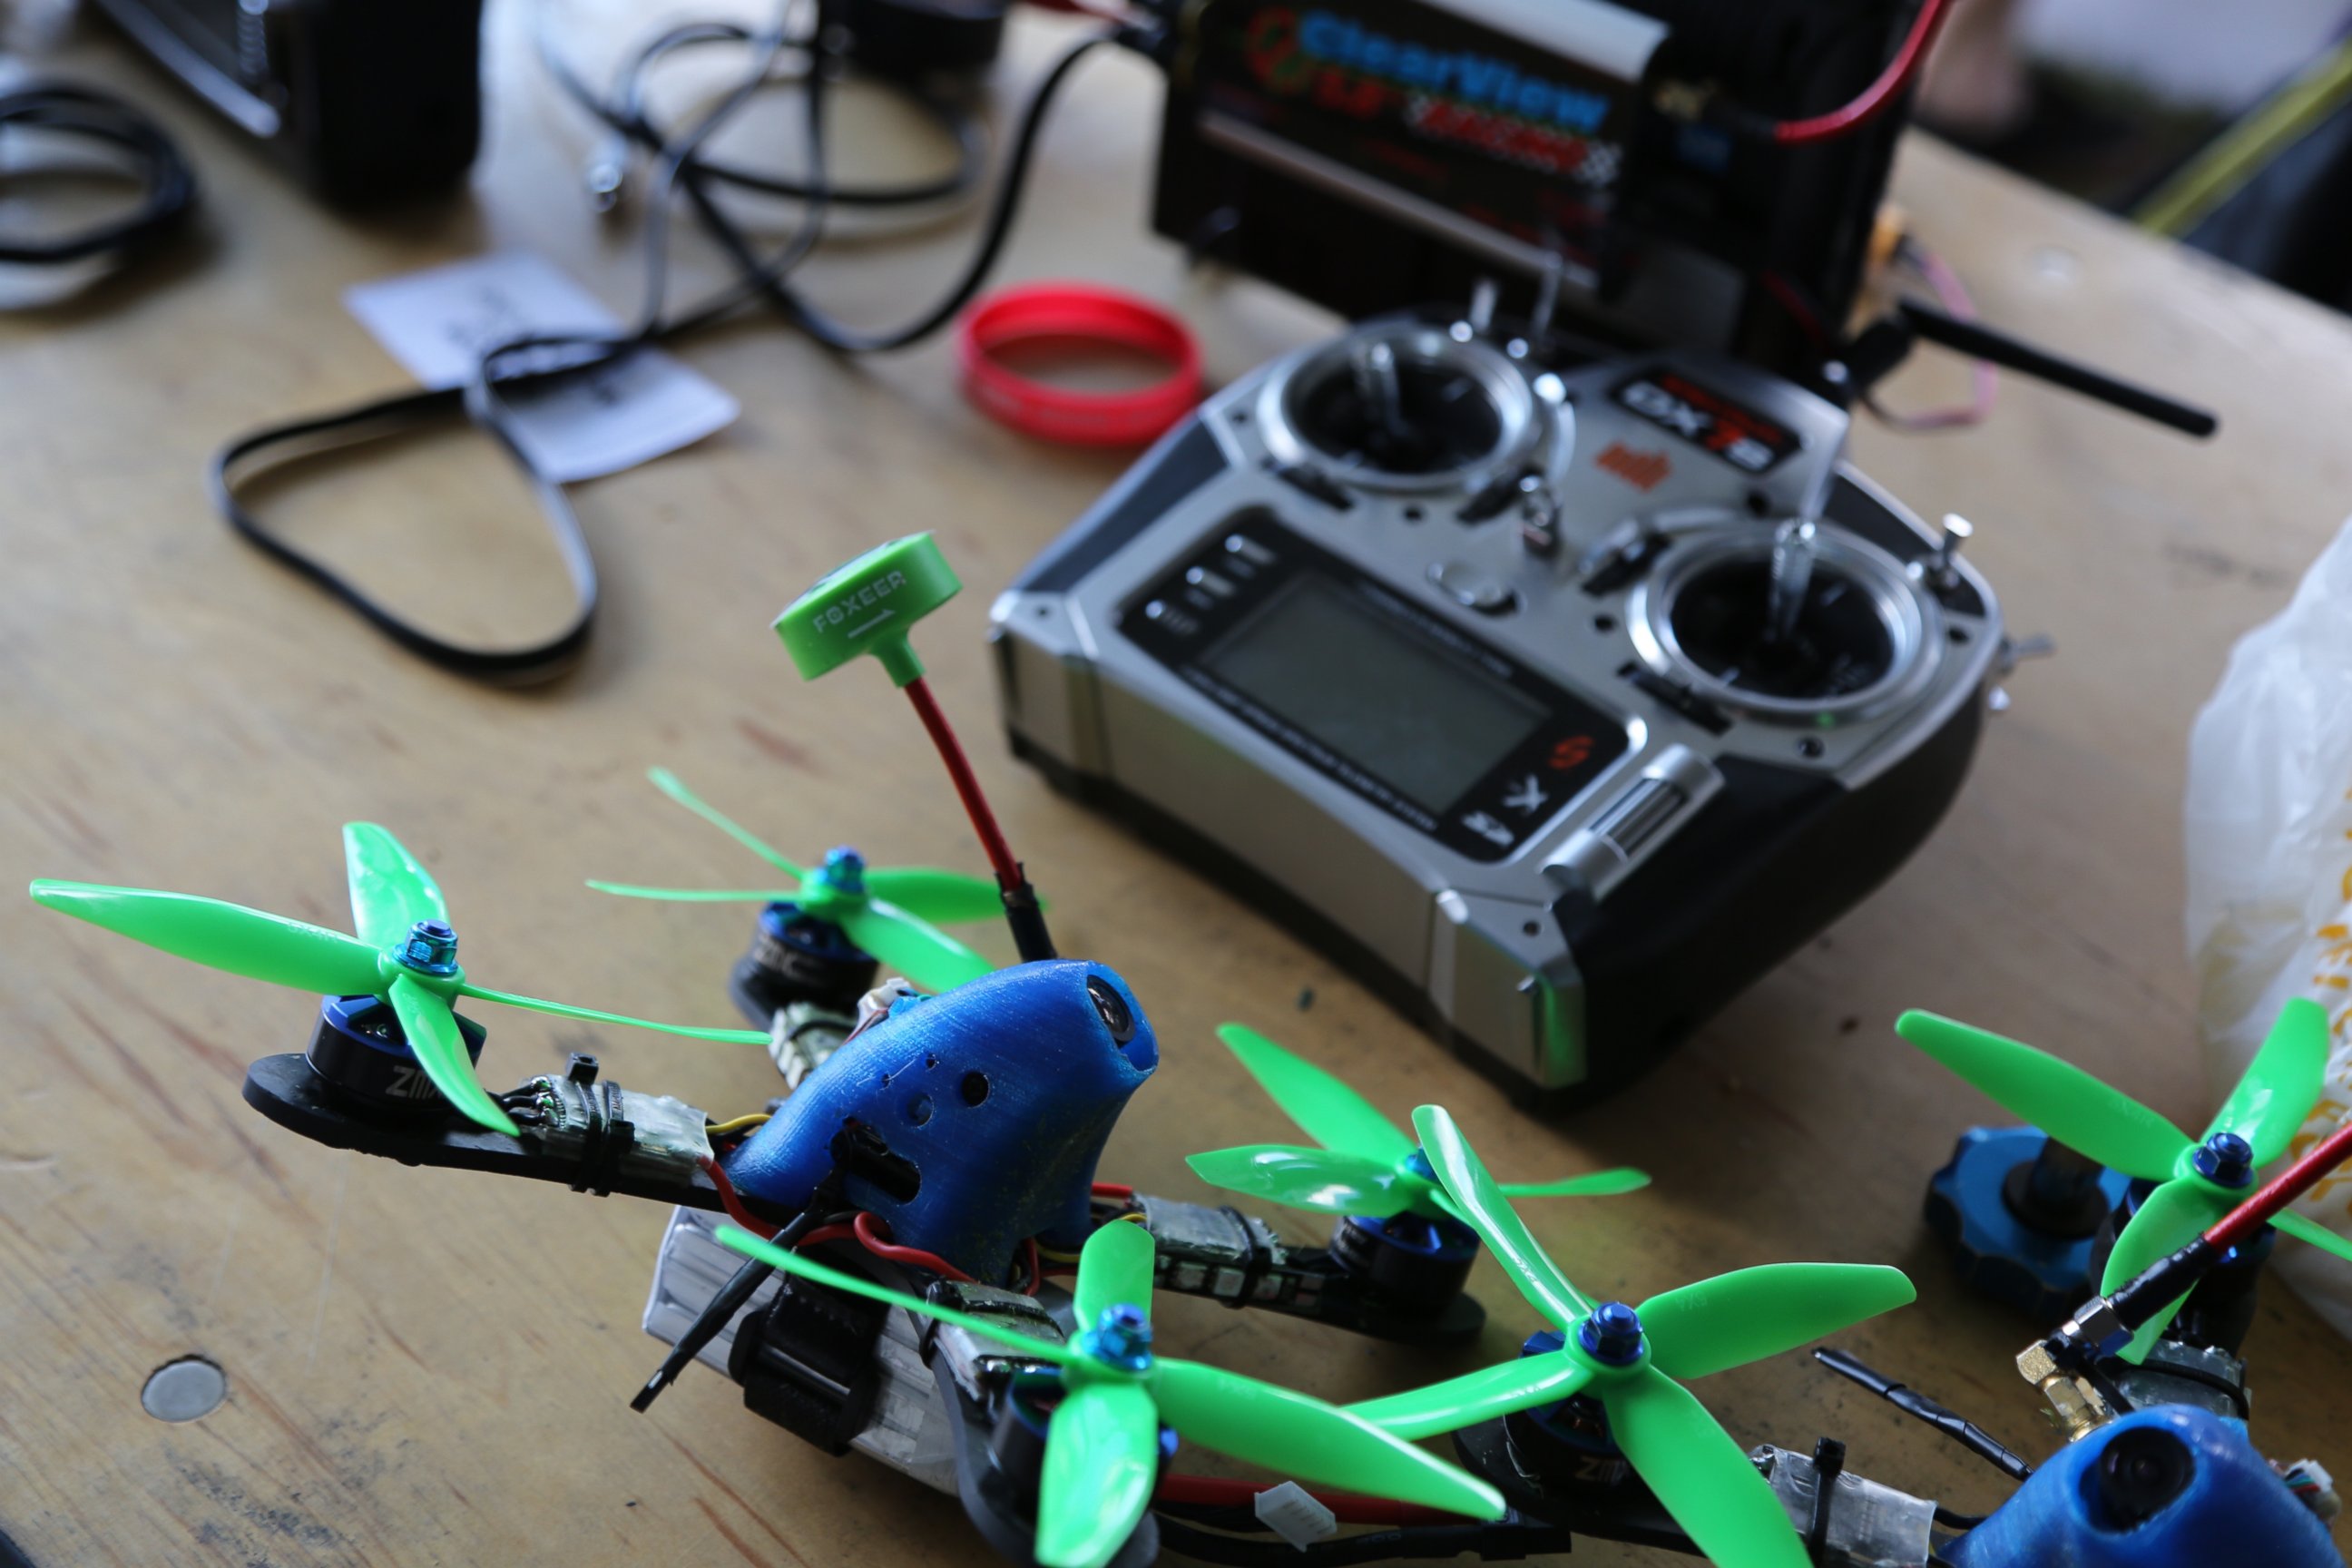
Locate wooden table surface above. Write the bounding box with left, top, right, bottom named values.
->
left=5, top=7, right=2352, bottom=1565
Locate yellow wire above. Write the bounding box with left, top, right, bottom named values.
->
left=1039, top=1211, right=1150, bottom=1263
left=707, top=1112, right=772, bottom=1138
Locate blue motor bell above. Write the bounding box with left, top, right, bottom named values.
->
left=733, top=898, right=880, bottom=1018
left=306, top=993, right=486, bottom=1115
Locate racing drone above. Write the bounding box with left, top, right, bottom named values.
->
left=31, top=535, right=2351, bottom=1568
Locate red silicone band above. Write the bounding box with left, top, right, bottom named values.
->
left=956, top=281, right=1203, bottom=446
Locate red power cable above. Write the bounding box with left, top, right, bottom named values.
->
left=855, top=1210, right=979, bottom=1283
left=699, top=1155, right=781, bottom=1240
left=904, top=674, right=1024, bottom=893
left=2103, top=1114, right=2352, bottom=1341
left=2209, top=1117, right=2352, bottom=1254
left=1769, top=0, right=1954, bottom=145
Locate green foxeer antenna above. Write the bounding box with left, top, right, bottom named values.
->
left=775, top=534, right=1055, bottom=963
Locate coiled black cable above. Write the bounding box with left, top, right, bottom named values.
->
left=211, top=5, right=1128, bottom=684
left=0, top=81, right=195, bottom=269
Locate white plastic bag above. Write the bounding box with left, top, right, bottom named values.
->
left=2185, top=514, right=2352, bottom=1341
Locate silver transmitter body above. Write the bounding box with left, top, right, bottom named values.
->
left=992, top=314, right=2001, bottom=1103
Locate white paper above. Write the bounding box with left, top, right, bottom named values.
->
left=343, top=250, right=738, bottom=484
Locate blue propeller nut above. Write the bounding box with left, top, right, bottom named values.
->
left=1085, top=1304, right=1154, bottom=1372
left=397, top=919, right=459, bottom=975
left=820, top=848, right=867, bottom=895
left=1576, top=1302, right=1645, bottom=1366
left=2192, top=1132, right=2255, bottom=1187
left=1402, top=1147, right=1437, bottom=1182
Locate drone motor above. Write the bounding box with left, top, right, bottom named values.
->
left=302, top=991, right=488, bottom=1117
left=732, top=898, right=880, bottom=1023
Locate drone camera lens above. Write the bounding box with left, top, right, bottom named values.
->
left=2090, top=1426, right=2195, bottom=1530
left=1086, top=976, right=1136, bottom=1044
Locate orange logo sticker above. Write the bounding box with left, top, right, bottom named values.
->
left=1596, top=441, right=1671, bottom=492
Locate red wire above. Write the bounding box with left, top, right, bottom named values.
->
left=702, top=1161, right=1024, bottom=1288
left=1091, top=1181, right=1136, bottom=1200
left=904, top=675, right=1024, bottom=892
left=1771, top=0, right=1954, bottom=144
left=2209, top=1118, right=2352, bottom=1253
left=699, top=1156, right=780, bottom=1240
left=855, top=1210, right=978, bottom=1283
left=1152, top=1474, right=1459, bottom=1525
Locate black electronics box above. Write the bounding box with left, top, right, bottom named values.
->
left=92, top=0, right=483, bottom=203
left=1152, top=0, right=1914, bottom=375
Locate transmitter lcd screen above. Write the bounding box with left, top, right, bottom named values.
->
left=1200, top=574, right=1546, bottom=811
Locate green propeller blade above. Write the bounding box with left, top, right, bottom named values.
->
left=596, top=768, right=1004, bottom=994
left=830, top=899, right=994, bottom=995
left=31, top=881, right=386, bottom=996
left=864, top=867, right=1009, bottom=924
left=583, top=886, right=797, bottom=904
left=1073, top=1219, right=1157, bottom=1329
left=1144, top=1357, right=1503, bottom=1521
left=1187, top=1145, right=1429, bottom=1219
left=1894, top=1011, right=2192, bottom=1181
left=1501, top=1171, right=1654, bottom=1200
left=1348, top=1354, right=1596, bottom=1442
left=1220, top=1024, right=1416, bottom=1162
left=1605, top=1368, right=1811, bottom=1568
left=2101, top=1177, right=2238, bottom=1362
left=1348, top=1106, right=1915, bottom=1568
left=2270, top=1210, right=2352, bottom=1266
left=1036, top=1380, right=1161, bottom=1568
left=714, top=1225, right=1083, bottom=1365
left=715, top=1215, right=1506, bottom=1568
left=648, top=767, right=805, bottom=878
left=454, top=984, right=768, bottom=1045
left=344, top=823, right=448, bottom=949
left=1640, top=1263, right=1917, bottom=1382
left=389, top=974, right=518, bottom=1138
left=2206, top=998, right=2330, bottom=1167
left=32, top=824, right=769, bottom=1140
left=1899, top=999, right=2341, bottom=1363
left=1413, top=1105, right=1591, bottom=1327
left=1191, top=1025, right=1647, bottom=1227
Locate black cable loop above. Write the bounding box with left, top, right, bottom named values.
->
left=210, top=381, right=600, bottom=685
left=210, top=5, right=1119, bottom=685
left=0, top=82, right=197, bottom=268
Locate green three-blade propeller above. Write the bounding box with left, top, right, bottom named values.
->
left=1186, top=1024, right=1650, bottom=1220
left=587, top=768, right=999, bottom=995
left=717, top=1216, right=1504, bottom=1568
left=30, top=823, right=768, bottom=1137
left=1896, top=998, right=2352, bottom=1361
left=1340, top=1106, right=1916, bottom=1568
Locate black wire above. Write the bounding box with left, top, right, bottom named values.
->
left=694, top=27, right=1117, bottom=351
left=0, top=81, right=196, bottom=267
left=211, top=4, right=1121, bottom=684
left=630, top=1191, right=848, bottom=1412
left=544, top=17, right=987, bottom=211
left=1932, top=1504, right=1987, bottom=1530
